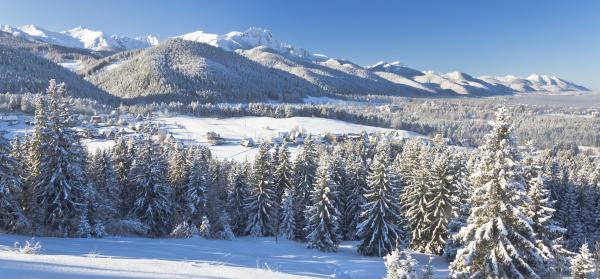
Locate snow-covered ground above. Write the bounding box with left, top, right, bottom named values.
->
left=0, top=113, right=31, bottom=139
left=58, top=59, right=85, bottom=72
left=0, top=234, right=449, bottom=279
left=156, top=116, right=423, bottom=161
left=1, top=115, right=423, bottom=161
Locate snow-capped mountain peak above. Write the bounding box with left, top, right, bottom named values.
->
left=1, top=24, right=83, bottom=49
left=177, top=30, right=219, bottom=44
left=1, top=24, right=160, bottom=52
left=111, top=34, right=161, bottom=50
left=445, top=71, right=473, bottom=81
left=177, top=27, right=323, bottom=61
left=224, top=27, right=277, bottom=50
left=61, top=26, right=122, bottom=51
left=17, top=24, right=50, bottom=37
left=367, top=61, right=424, bottom=79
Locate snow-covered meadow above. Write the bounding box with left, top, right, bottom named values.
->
left=0, top=234, right=449, bottom=279
left=156, top=116, right=422, bottom=161
left=1, top=114, right=423, bottom=161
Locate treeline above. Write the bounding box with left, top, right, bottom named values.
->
left=117, top=99, right=600, bottom=149
left=2, top=89, right=600, bottom=150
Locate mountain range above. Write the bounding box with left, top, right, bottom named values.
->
left=0, top=24, right=590, bottom=103
left=0, top=24, right=159, bottom=52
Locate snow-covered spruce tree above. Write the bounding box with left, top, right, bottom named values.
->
left=279, top=186, right=296, bottom=240
left=522, top=141, right=542, bottom=191
left=167, top=141, right=189, bottom=222
left=0, top=133, right=28, bottom=232
left=214, top=210, right=235, bottom=240
left=112, top=136, right=134, bottom=216
left=185, top=146, right=209, bottom=227
left=87, top=150, right=120, bottom=224
left=342, top=152, right=368, bottom=241
left=199, top=215, right=212, bottom=238
left=329, top=146, right=347, bottom=237
left=9, top=136, right=26, bottom=193
left=401, top=145, right=433, bottom=252
left=390, top=154, right=411, bottom=247
left=26, top=96, right=48, bottom=189
left=32, top=80, right=87, bottom=235
left=450, top=107, right=545, bottom=278
left=443, top=151, right=473, bottom=261
left=357, top=142, right=402, bottom=256
left=245, top=143, right=276, bottom=236
left=292, top=138, right=318, bottom=240
left=23, top=97, right=46, bottom=222
left=273, top=143, right=293, bottom=234
left=580, top=182, right=598, bottom=246
left=128, top=135, right=174, bottom=237
left=112, top=136, right=133, bottom=185
left=10, top=136, right=31, bottom=215
left=305, top=154, right=342, bottom=252
left=227, top=161, right=250, bottom=236
left=394, top=138, right=421, bottom=190
left=571, top=243, right=594, bottom=279
left=524, top=173, right=570, bottom=275
left=203, top=159, right=233, bottom=239
left=562, top=184, right=586, bottom=250
left=200, top=161, right=234, bottom=240
left=424, top=151, right=458, bottom=255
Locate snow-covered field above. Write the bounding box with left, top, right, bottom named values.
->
left=0, top=234, right=449, bottom=279
left=157, top=116, right=422, bottom=161
left=1, top=115, right=423, bottom=161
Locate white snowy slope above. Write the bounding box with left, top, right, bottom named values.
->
left=1, top=24, right=83, bottom=49
left=479, top=74, right=590, bottom=93
left=111, top=34, right=161, bottom=50
left=0, top=24, right=159, bottom=51
left=369, top=61, right=590, bottom=95
left=177, top=27, right=326, bottom=61
left=367, top=61, right=424, bottom=79
left=61, top=26, right=123, bottom=51
left=368, top=62, right=509, bottom=95
left=0, top=234, right=450, bottom=279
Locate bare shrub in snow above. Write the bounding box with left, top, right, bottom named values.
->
left=14, top=239, right=42, bottom=254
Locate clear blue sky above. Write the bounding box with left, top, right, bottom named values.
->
left=2, top=0, right=599, bottom=89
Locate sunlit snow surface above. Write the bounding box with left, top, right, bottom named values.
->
left=0, top=234, right=449, bottom=279
left=156, top=116, right=423, bottom=161
left=0, top=115, right=423, bottom=161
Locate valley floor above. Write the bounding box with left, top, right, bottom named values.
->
left=0, top=234, right=449, bottom=279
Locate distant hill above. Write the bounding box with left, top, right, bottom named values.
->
left=0, top=34, right=116, bottom=102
